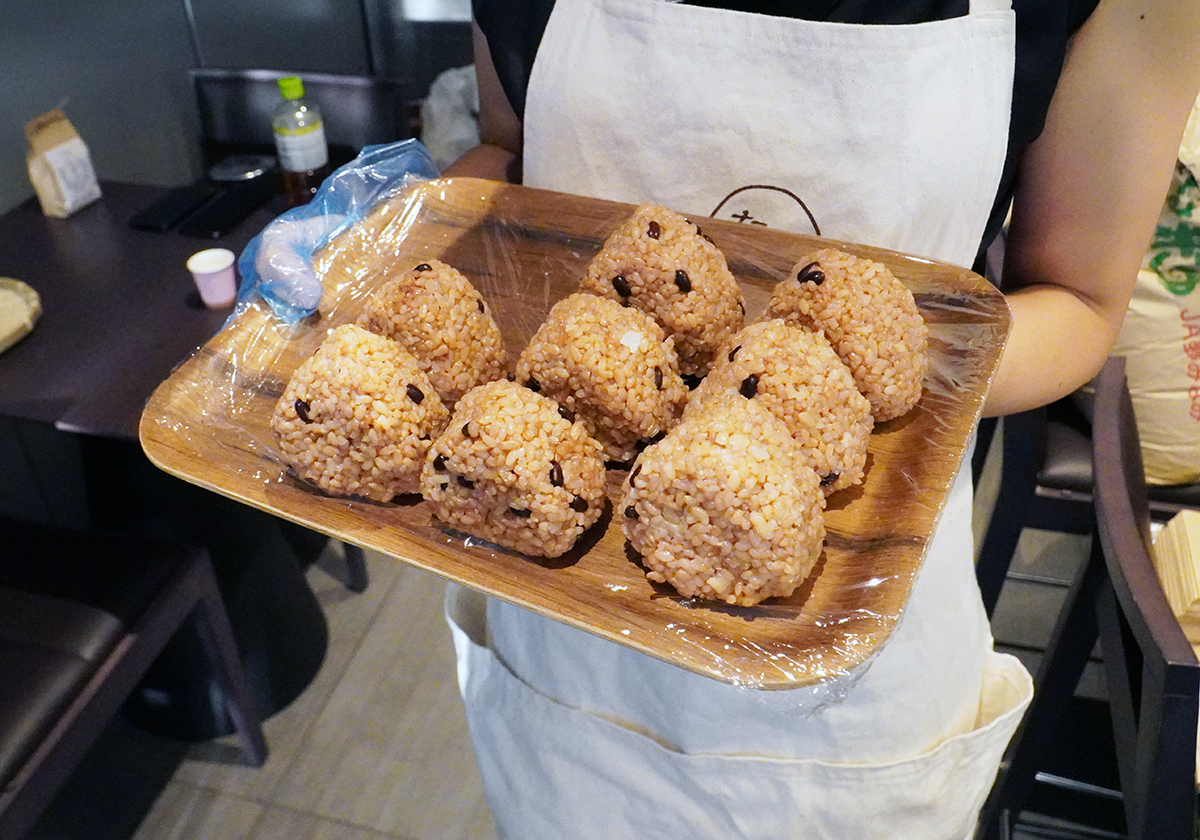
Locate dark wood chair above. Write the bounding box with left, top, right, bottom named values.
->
left=977, top=356, right=1200, bottom=839
left=971, top=229, right=1200, bottom=618
left=342, top=543, right=370, bottom=593
left=278, top=520, right=369, bottom=594
left=0, top=519, right=268, bottom=840
left=975, top=395, right=1200, bottom=618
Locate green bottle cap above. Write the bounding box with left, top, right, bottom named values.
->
left=278, top=76, right=305, bottom=100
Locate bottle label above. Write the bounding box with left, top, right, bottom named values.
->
left=275, top=123, right=329, bottom=172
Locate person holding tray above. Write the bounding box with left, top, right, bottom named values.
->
left=441, top=1, right=1200, bottom=837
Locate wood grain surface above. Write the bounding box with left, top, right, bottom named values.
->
left=140, top=177, right=1010, bottom=689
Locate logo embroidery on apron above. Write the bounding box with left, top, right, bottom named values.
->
left=709, top=184, right=822, bottom=235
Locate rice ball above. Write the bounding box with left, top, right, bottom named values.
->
left=356, top=258, right=506, bottom=406
left=764, top=247, right=929, bottom=422
left=515, top=292, right=689, bottom=463
left=580, top=202, right=745, bottom=378
left=688, top=319, right=873, bottom=494
left=271, top=324, right=449, bottom=501
left=420, top=380, right=607, bottom=558
left=620, top=396, right=825, bottom=606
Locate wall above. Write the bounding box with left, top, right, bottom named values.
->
left=0, top=0, right=203, bottom=215
left=185, top=0, right=371, bottom=75
left=0, top=0, right=473, bottom=217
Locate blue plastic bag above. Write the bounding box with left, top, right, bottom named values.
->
left=236, top=139, right=440, bottom=323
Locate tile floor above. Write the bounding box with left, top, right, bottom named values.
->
left=29, top=425, right=1097, bottom=840
left=29, top=546, right=497, bottom=840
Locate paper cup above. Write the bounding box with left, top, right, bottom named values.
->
left=187, top=248, right=238, bottom=309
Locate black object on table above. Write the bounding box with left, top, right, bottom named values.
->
left=177, top=174, right=281, bottom=240
left=130, top=154, right=282, bottom=239
left=0, top=182, right=330, bottom=740
left=128, top=180, right=221, bottom=233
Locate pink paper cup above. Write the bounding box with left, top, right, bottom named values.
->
left=186, top=248, right=238, bottom=309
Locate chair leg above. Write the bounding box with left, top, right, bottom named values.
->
left=342, top=543, right=369, bottom=593
left=972, top=416, right=998, bottom=491
left=977, top=529, right=1105, bottom=839
left=976, top=409, right=1046, bottom=617
left=191, top=555, right=269, bottom=765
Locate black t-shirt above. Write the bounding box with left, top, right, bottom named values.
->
left=472, top=0, right=1101, bottom=270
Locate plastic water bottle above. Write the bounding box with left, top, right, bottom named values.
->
left=272, top=76, right=330, bottom=207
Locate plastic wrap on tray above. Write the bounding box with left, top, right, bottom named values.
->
left=235, top=139, right=440, bottom=323
left=140, top=161, right=1011, bottom=693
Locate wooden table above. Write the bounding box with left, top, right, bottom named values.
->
left=0, top=182, right=331, bottom=740
left=0, top=182, right=272, bottom=440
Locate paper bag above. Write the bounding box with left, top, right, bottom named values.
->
left=25, top=109, right=102, bottom=218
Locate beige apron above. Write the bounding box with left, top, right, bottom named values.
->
left=448, top=1, right=1032, bottom=836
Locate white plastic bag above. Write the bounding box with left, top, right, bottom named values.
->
left=420, top=65, right=480, bottom=172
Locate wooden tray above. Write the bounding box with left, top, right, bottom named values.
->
left=140, top=177, right=1010, bottom=689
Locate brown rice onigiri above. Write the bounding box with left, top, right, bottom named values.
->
left=420, top=379, right=607, bottom=558
left=514, top=292, right=689, bottom=463
left=355, top=258, right=506, bottom=406
left=763, top=247, right=929, bottom=422
left=271, top=323, right=450, bottom=502
left=620, top=395, right=825, bottom=607
left=579, top=202, right=745, bottom=378
left=687, top=319, right=873, bottom=494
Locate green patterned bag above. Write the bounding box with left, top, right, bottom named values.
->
left=1144, top=161, right=1200, bottom=296
left=1112, top=153, right=1200, bottom=485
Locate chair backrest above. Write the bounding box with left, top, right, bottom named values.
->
left=190, top=68, right=414, bottom=168
left=1090, top=356, right=1200, bottom=839
left=976, top=354, right=1200, bottom=619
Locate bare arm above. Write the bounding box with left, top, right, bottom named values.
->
left=442, top=21, right=524, bottom=181
left=985, top=0, right=1200, bottom=416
